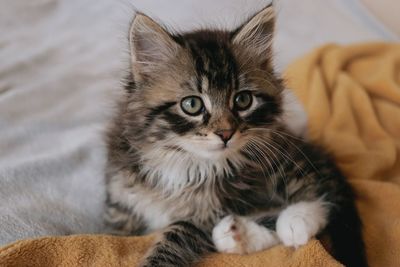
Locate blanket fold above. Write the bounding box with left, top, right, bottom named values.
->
left=0, top=235, right=340, bottom=267
left=285, top=42, right=400, bottom=267
left=1, top=42, right=399, bottom=266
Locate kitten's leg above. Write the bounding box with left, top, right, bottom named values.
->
left=212, top=215, right=279, bottom=254
left=140, top=221, right=215, bottom=267
left=104, top=204, right=146, bottom=235
left=276, top=200, right=328, bottom=248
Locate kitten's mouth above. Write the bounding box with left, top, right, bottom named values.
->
left=210, top=144, right=227, bottom=151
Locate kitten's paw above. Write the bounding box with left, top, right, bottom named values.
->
left=212, top=215, right=279, bottom=254
left=276, top=201, right=328, bottom=248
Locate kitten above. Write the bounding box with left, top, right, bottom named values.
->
left=105, top=5, right=367, bottom=267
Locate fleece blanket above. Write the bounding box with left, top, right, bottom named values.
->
left=1, top=42, right=399, bottom=266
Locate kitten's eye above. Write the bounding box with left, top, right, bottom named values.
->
left=234, top=91, right=253, bottom=111
left=181, top=96, right=204, bottom=116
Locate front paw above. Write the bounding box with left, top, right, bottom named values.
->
left=212, top=215, right=278, bottom=254
left=276, top=201, right=328, bottom=248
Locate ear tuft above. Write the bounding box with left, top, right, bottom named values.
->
left=129, top=13, right=179, bottom=80
left=232, top=5, right=275, bottom=59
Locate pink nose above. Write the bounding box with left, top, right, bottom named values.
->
left=215, top=129, right=235, bottom=144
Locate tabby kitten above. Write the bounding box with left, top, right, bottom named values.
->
left=105, top=5, right=367, bottom=267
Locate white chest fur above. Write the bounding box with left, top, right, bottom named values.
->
left=107, top=148, right=247, bottom=232
left=107, top=170, right=222, bottom=232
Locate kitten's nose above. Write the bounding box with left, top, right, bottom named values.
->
left=215, top=129, right=235, bottom=144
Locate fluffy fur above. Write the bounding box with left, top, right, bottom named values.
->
left=105, top=5, right=367, bottom=267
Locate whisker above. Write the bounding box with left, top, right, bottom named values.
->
left=270, top=130, right=321, bottom=176
left=249, top=137, right=288, bottom=199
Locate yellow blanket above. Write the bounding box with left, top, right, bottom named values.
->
left=285, top=42, right=400, bottom=267
left=1, top=43, right=399, bottom=267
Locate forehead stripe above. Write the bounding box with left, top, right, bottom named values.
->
left=201, top=75, right=210, bottom=93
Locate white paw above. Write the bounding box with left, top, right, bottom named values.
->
left=276, top=200, right=328, bottom=248
left=212, top=215, right=279, bottom=254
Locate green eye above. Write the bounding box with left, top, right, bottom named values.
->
left=234, top=91, right=253, bottom=111
left=181, top=96, right=204, bottom=116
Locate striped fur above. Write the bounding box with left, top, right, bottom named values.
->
left=105, top=5, right=367, bottom=267
left=140, top=221, right=215, bottom=267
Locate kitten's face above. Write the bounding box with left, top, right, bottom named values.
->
left=125, top=7, right=282, bottom=161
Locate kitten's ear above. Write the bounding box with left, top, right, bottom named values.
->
left=129, top=13, right=179, bottom=81
left=232, top=5, right=275, bottom=66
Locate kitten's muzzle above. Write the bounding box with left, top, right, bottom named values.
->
left=215, top=129, right=235, bottom=145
